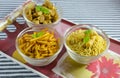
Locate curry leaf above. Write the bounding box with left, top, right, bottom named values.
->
left=32, top=31, right=44, bottom=38
left=36, top=31, right=45, bottom=37
left=83, top=36, right=90, bottom=44
left=32, top=33, right=37, bottom=38
left=35, top=5, right=50, bottom=14
left=83, top=29, right=91, bottom=44
left=35, top=5, right=41, bottom=12
left=84, top=29, right=91, bottom=35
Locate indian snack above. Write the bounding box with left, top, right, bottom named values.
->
left=66, top=29, right=107, bottom=56
left=25, top=0, right=59, bottom=24
left=18, top=28, right=59, bottom=59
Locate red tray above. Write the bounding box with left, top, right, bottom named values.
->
left=0, top=19, right=120, bottom=78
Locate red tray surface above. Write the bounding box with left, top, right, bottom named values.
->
left=0, top=19, right=120, bottom=78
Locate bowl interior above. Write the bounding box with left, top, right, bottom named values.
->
left=64, top=24, right=110, bottom=64
left=16, top=26, right=63, bottom=60
left=23, top=1, right=62, bottom=27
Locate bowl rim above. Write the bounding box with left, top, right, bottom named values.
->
left=64, top=24, right=110, bottom=58
left=16, top=26, right=63, bottom=60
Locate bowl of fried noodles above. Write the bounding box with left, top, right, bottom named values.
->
left=16, top=26, right=63, bottom=66
left=64, top=24, right=110, bottom=64
left=23, top=0, right=62, bottom=27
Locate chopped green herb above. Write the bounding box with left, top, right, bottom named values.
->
left=32, top=31, right=45, bottom=38
left=83, top=29, right=91, bottom=44
left=37, top=31, right=45, bottom=37
left=84, top=29, right=91, bottom=35
left=35, top=5, right=40, bottom=12
left=32, top=33, right=36, bottom=38
left=35, top=5, right=50, bottom=14
left=83, top=36, right=90, bottom=44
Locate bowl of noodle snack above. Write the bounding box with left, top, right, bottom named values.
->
left=16, top=26, right=63, bottom=66
left=23, top=0, right=62, bottom=27
left=64, top=24, right=110, bottom=64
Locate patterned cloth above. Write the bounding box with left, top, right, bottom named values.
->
left=0, top=51, right=47, bottom=78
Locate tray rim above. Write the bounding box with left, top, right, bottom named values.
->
left=0, top=19, right=120, bottom=78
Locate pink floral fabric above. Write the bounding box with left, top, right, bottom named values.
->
left=86, top=56, right=120, bottom=78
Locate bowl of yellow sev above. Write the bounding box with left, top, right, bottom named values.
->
left=16, top=26, right=63, bottom=66
left=23, top=0, right=62, bottom=27
left=64, top=24, right=110, bottom=64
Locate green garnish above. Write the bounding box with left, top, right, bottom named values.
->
left=85, top=29, right=91, bottom=35
left=35, top=5, right=50, bottom=14
left=83, top=29, right=91, bottom=44
left=32, top=31, right=45, bottom=38
left=83, top=36, right=90, bottom=44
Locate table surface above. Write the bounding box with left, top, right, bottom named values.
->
left=0, top=0, right=120, bottom=78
